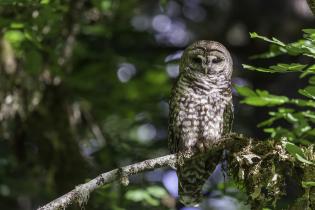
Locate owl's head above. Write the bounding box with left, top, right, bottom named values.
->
left=179, top=40, right=233, bottom=80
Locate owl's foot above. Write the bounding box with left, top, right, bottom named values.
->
left=176, top=150, right=195, bottom=166
left=197, top=138, right=212, bottom=154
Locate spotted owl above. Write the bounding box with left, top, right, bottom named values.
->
left=168, top=40, right=233, bottom=206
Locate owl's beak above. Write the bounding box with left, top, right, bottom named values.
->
left=205, top=61, right=212, bottom=74
left=205, top=55, right=216, bottom=74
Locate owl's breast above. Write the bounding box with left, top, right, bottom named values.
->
left=173, top=91, right=228, bottom=152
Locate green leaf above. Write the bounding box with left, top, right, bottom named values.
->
left=285, top=113, right=299, bottom=123
left=40, top=0, right=50, bottom=4
left=101, top=0, right=112, bottom=12
left=282, top=141, right=305, bottom=157
left=235, top=85, right=256, bottom=97
left=299, top=86, right=315, bottom=100
left=302, top=181, right=315, bottom=188
left=265, top=127, right=295, bottom=140
left=243, top=63, right=307, bottom=74
left=250, top=45, right=284, bottom=59
left=306, top=129, right=315, bottom=136
left=255, top=96, right=287, bottom=106
left=290, top=99, right=315, bottom=108
left=258, top=116, right=281, bottom=127
left=282, top=141, right=314, bottom=165
left=146, top=186, right=167, bottom=198
left=303, top=29, right=315, bottom=34
left=242, top=64, right=272, bottom=73
left=296, top=154, right=314, bottom=165
left=309, top=76, right=315, bottom=85
left=144, top=195, right=159, bottom=206
left=242, top=97, right=270, bottom=106
left=145, top=70, right=168, bottom=85
left=302, top=111, right=315, bottom=120
left=249, top=32, right=286, bottom=47
left=10, top=22, right=24, bottom=29
left=125, top=187, right=164, bottom=207
left=239, top=88, right=289, bottom=106
left=272, top=63, right=306, bottom=72
left=278, top=108, right=295, bottom=113
left=4, top=30, right=24, bottom=46
left=125, top=189, right=150, bottom=202
left=248, top=30, right=315, bottom=60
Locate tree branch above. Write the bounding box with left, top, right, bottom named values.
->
left=36, top=133, right=246, bottom=210
left=37, top=133, right=315, bottom=210
left=37, top=154, right=177, bottom=210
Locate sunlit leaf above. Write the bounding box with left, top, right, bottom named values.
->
left=146, top=186, right=167, bottom=198
left=296, top=154, right=314, bottom=165
left=4, top=30, right=24, bottom=46
left=302, top=111, right=315, bottom=120
left=235, top=85, right=256, bottom=97
left=303, top=29, right=315, bottom=34
left=125, top=189, right=149, bottom=202
left=101, top=0, right=111, bottom=12
left=290, top=99, right=315, bottom=108
left=243, top=63, right=307, bottom=73
left=302, top=181, right=315, bottom=188
left=249, top=32, right=286, bottom=47
left=282, top=141, right=314, bottom=165
left=125, top=187, right=163, bottom=207
left=40, top=0, right=50, bottom=4
left=241, top=94, right=288, bottom=107
left=258, top=116, right=281, bottom=127
left=10, top=22, right=24, bottom=29
left=299, top=86, right=315, bottom=100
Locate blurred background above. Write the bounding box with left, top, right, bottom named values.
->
left=0, top=0, right=314, bottom=209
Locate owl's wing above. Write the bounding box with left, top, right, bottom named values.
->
left=168, top=90, right=179, bottom=154
left=222, top=101, right=234, bottom=134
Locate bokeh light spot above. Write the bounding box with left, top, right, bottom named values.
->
left=137, top=123, right=157, bottom=142
left=117, top=63, right=136, bottom=83
left=152, top=15, right=172, bottom=33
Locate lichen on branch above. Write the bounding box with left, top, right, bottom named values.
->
left=228, top=136, right=315, bottom=210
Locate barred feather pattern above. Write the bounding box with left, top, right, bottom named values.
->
left=168, top=40, right=233, bottom=206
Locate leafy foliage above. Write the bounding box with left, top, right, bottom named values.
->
left=237, top=31, right=315, bottom=166
left=125, top=185, right=167, bottom=207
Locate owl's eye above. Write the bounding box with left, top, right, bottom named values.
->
left=191, top=56, right=203, bottom=65
left=212, top=57, right=223, bottom=64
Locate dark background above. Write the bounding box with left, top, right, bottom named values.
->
left=0, top=0, right=314, bottom=209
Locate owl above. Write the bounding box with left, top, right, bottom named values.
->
left=168, top=40, right=233, bottom=206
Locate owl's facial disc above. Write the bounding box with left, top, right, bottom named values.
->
left=188, top=49, right=225, bottom=75
left=204, top=50, right=226, bottom=74
left=180, top=40, right=232, bottom=80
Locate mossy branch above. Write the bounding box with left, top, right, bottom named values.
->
left=37, top=133, right=315, bottom=210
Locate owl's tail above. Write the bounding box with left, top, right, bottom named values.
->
left=177, top=156, right=216, bottom=206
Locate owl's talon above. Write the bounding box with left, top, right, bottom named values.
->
left=197, top=142, right=205, bottom=153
